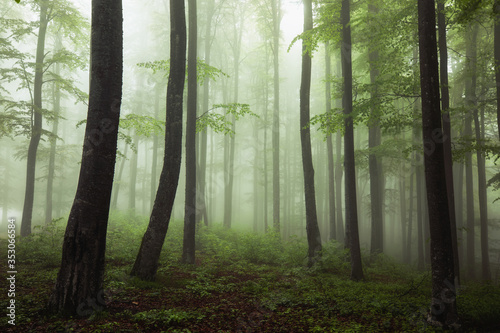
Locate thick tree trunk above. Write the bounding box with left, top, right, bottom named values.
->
left=182, top=0, right=197, bottom=265
left=271, top=0, right=280, bottom=233
left=325, top=41, right=336, bottom=241
left=417, top=0, right=458, bottom=326
left=21, top=2, right=48, bottom=237
left=47, top=0, right=122, bottom=316
left=130, top=0, right=186, bottom=281
left=300, top=0, right=322, bottom=265
left=341, top=0, right=363, bottom=280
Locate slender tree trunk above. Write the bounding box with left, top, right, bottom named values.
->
left=368, top=0, right=383, bottom=255
left=300, top=0, right=322, bottom=265
left=437, top=0, right=460, bottom=286
left=325, top=41, right=336, bottom=241
left=271, top=0, right=281, bottom=233
left=417, top=0, right=458, bottom=326
left=130, top=0, right=186, bottom=281
left=182, top=0, right=197, bottom=265
left=21, top=2, right=48, bottom=236
left=341, top=0, right=363, bottom=280
left=197, top=0, right=214, bottom=226
left=335, top=60, right=344, bottom=244
left=111, top=141, right=128, bottom=211
left=151, top=85, right=160, bottom=212
left=464, top=23, right=478, bottom=280
left=399, top=165, right=407, bottom=261
left=474, top=108, right=491, bottom=281
left=406, top=165, right=414, bottom=263
left=46, top=38, right=61, bottom=225
left=129, top=133, right=139, bottom=214
left=494, top=0, right=500, bottom=139
left=47, top=0, right=123, bottom=315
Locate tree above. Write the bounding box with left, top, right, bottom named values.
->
left=47, top=0, right=122, bottom=315
left=130, top=0, right=186, bottom=281
left=341, top=0, right=363, bottom=281
left=300, top=0, right=322, bottom=265
left=271, top=0, right=281, bottom=233
left=325, top=41, right=336, bottom=241
left=20, top=1, right=48, bottom=236
left=182, top=0, right=197, bottom=265
left=494, top=0, right=500, bottom=139
left=417, top=0, right=458, bottom=327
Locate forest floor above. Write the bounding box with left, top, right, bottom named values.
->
left=1, top=212, right=500, bottom=332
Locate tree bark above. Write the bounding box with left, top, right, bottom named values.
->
left=368, top=0, right=383, bottom=255
left=437, top=0, right=460, bottom=286
left=182, top=0, right=197, bottom=265
left=47, top=0, right=123, bottom=315
left=494, top=0, right=500, bottom=139
left=325, top=41, right=336, bottom=241
left=340, top=0, right=363, bottom=280
left=417, top=0, right=458, bottom=326
left=300, top=0, right=322, bottom=265
left=21, top=2, right=48, bottom=237
left=130, top=0, right=186, bottom=281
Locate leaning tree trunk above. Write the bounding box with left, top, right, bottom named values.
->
left=47, top=0, right=123, bottom=316
left=417, top=0, right=458, bottom=327
left=182, top=0, right=197, bottom=265
left=130, top=0, right=186, bottom=281
left=21, top=2, right=48, bottom=237
left=300, top=0, right=322, bottom=265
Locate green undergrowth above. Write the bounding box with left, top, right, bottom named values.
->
left=2, top=213, right=499, bottom=332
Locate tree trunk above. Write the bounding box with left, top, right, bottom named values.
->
left=325, top=41, right=336, bottom=241
left=129, top=133, right=139, bottom=214
left=406, top=165, right=414, bottom=263
left=111, top=140, right=128, bottom=211
left=437, top=0, right=460, bottom=286
left=47, top=0, right=123, bottom=315
left=341, top=0, right=363, bottom=280
left=368, top=0, right=383, bottom=255
left=271, top=0, right=280, bottom=233
left=151, top=84, right=160, bottom=212
left=474, top=108, right=491, bottom=281
left=464, top=23, right=478, bottom=280
left=197, top=0, right=214, bottom=226
left=130, top=0, right=186, bottom=281
left=182, top=0, right=197, bottom=265
left=46, top=36, right=61, bottom=225
left=417, top=0, right=458, bottom=326
left=494, top=0, right=500, bottom=139
left=300, top=0, right=322, bottom=265
left=21, top=2, right=48, bottom=237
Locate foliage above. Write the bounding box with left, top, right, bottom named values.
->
left=196, top=103, right=258, bottom=136
left=137, top=58, right=228, bottom=83
left=119, top=113, right=165, bottom=137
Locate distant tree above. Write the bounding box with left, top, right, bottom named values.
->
left=417, top=0, right=458, bottom=327
left=300, top=0, right=322, bottom=265
left=47, top=0, right=122, bottom=315
left=130, top=0, right=186, bottom=281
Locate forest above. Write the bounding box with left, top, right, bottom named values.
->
left=1, top=0, right=500, bottom=331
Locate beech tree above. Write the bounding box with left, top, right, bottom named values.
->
left=417, top=0, right=458, bottom=327
left=130, top=0, right=186, bottom=281
left=47, top=0, right=122, bottom=315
